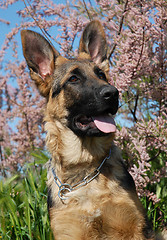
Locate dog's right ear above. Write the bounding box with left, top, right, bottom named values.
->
left=21, top=30, right=62, bottom=97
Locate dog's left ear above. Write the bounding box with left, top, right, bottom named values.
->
left=79, top=20, right=109, bottom=72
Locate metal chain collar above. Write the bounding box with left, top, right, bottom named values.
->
left=51, top=149, right=111, bottom=200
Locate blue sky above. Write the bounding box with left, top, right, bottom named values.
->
left=0, top=1, right=66, bottom=61
left=0, top=2, right=24, bottom=50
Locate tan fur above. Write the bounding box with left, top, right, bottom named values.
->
left=45, top=119, right=154, bottom=240
left=20, top=21, right=164, bottom=240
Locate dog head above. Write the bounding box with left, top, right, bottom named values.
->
left=21, top=20, right=119, bottom=137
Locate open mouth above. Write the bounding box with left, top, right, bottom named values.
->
left=74, top=114, right=116, bottom=133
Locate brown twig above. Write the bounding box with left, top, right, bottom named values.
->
left=0, top=143, right=3, bottom=162
left=22, top=0, right=58, bottom=48
left=127, top=91, right=139, bottom=122
left=108, top=0, right=129, bottom=63
left=118, top=94, right=137, bottom=109
left=69, top=34, right=77, bottom=53
left=5, top=85, right=11, bottom=112
left=82, top=0, right=93, bottom=21
left=88, top=0, right=92, bottom=6
left=131, top=28, right=145, bottom=79
left=147, top=150, right=161, bottom=162
left=126, top=2, right=145, bottom=122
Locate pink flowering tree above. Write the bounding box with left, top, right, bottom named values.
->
left=0, top=0, right=166, bottom=227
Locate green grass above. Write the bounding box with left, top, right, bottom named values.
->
left=141, top=188, right=167, bottom=230
left=0, top=150, right=53, bottom=240
left=0, top=150, right=166, bottom=239
left=142, top=151, right=167, bottom=230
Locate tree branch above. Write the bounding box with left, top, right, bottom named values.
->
left=82, top=0, right=93, bottom=21
left=147, top=150, right=161, bottom=162
left=108, top=0, right=129, bottom=63
left=23, top=0, right=60, bottom=47
left=126, top=2, right=145, bottom=122
left=127, top=91, right=139, bottom=122
left=131, top=28, right=145, bottom=79
left=0, top=143, right=3, bottom=162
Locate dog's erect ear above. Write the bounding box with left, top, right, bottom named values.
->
left=21, top=30, right=60, bottom=97
left=79, top=20, right=109, bottom=71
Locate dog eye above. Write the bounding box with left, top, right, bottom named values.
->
left=98, top=71, right=106, bottom=80
left=68, top=75, right=80, bottom=83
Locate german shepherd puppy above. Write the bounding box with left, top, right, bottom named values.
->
left=21, top=20, right=158, bottom=239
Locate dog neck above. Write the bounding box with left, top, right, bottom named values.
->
left=44, top=119, right=125, bottom=203
left=45, top=119, right=115, bottom=176
left=50, top=148, right=112, bottom=200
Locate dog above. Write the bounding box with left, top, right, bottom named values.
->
left=21, top=20, right=160, bottom=240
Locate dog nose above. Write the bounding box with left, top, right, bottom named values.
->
left=100, top=85, right=119, bottom=101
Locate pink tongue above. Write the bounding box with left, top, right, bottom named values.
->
left=92, top=115, right=116, bottom=133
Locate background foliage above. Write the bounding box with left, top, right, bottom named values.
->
left=0, top=0, right=167, bottom=238
left=0, top=151, right=53, bottom=239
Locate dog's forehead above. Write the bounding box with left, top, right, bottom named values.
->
left=53, top=57, right=96, bottom=85
left=58, top=57, right=95, bottom=72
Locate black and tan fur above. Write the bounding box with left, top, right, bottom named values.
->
left=21, top=21, right=162, bottom=240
